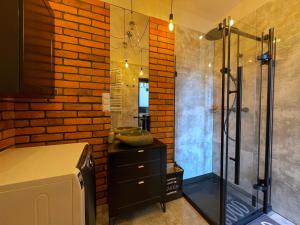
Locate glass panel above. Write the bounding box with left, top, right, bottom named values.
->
left=224, top=18, right=263, bottom=225
left=175, top=25, right=219, bottom=225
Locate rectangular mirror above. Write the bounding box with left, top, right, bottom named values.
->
left=110, top=5, right=149, bottom=130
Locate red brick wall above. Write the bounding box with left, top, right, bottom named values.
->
left=0, top=0, right=110, bottom=205
left=149, top=17, right=175, bottom=162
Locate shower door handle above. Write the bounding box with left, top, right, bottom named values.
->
left=234, top=66, right=243, bottom=185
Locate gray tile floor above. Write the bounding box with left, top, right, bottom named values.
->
left=96, top=198, right=295, bottom=225
left=96, top=198, right=209, bottom=225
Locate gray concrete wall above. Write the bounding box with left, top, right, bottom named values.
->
left=212, top=0, right=300, bottom=223
left=175, top=26, right=214, bottom=179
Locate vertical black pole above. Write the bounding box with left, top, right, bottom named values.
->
left=263, top=28, right=275, bottom=213
left=224, top=17, right=231, bottom=224
left=219, top=19, right=227, bottom=225
left=235, top=66, right=242, bottom=185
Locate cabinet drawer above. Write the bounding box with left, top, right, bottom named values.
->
left=110, top=148, right=162, bottom=166
left=111, top=175, right=162, bottom=208
left=110, top=160, right=161, bottom=181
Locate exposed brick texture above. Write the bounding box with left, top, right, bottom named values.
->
left=149, top=17, right=175, bottom=162
left=0, top=0, right=110, bottom=205
left=0, top=100, right=15, bottom=150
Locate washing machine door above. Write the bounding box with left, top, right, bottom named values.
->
left=78, top=145, right=96, bottom=225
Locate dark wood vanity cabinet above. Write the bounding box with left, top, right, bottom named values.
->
left=108, top=139, right=167, bottom=224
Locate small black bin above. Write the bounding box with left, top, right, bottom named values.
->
left=166, top=162, right=184, bottom=202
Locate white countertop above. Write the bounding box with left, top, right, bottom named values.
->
left=0, top=143, right=88, bottom=188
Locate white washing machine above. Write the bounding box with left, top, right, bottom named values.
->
left=0, top=143, right=96, bottom=225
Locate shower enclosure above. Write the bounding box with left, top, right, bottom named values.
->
left=182, top=18, right=276, bottom=225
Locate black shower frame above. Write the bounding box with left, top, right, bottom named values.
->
left=218, top=18, right=276, bottom=225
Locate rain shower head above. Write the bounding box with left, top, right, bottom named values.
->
left=205, top=28, right=223, bottom=41
left=205, top=25, right=262, bottom=42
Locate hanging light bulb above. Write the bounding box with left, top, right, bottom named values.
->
left=169, top=13, right=174, bottom=32
left=125, top=60, right=129, bottom=69
left=139, top=49, right=143, bottom=76
left=168, top=0, right=174, bottom=32
left=229, top=19, right=235, bottom=27
left=139, top=67, right=143, bottom=76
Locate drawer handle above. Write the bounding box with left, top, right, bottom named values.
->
left=138, top=149, right=144, bottom=153
left=138, top=181, right=145, bottom=185
left=138, top=165, right=145, bottom=169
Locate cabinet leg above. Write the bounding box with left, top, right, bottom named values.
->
left=109, top=217, right=115, bottom=225
left=160, top=202, right=166, bottom=213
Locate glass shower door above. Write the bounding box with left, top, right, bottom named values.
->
left=222, top=19, right=265, bottom=225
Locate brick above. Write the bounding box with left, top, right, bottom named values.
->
left=15, top=111, right=45, bottom=119
left=91, top=5, right=109, bottom=16
left=15, top=120, right=30, bottom=128
left=63, top=0, right=91, bottom=11
left=79, top=39, right=104, bottom=48
left=15, top=136, right=30, bottom=144
left=92, top=62, right=109, bottom=70
left=15, top=127, right=45, bottom=135
left=64, top=88, right=92, bottom=96
left=55, top=65, right=78, bottom=73
left=63, top=29, right=91, bottom=40
left=14, top=103, right=29, bottom=111
left=80, top=82, right=104, bottom=90
left=0, top=138, right=14, bottom=150
left=56, top=19, right=79, bottom=30
left=49, top=2, right=77, bottom=14
left=63, top=43, right=91, bottom=53
left=78, top=124, right=103, bottom=131
left=79, top=96, right=100, bottom=103
left=64, top=59, right=91, bottom=67
left=31, top=103, right=63, bottom=111
left=64, top=13, right=91, bottom=25
left=92, top=48, right=109, bottom=57
left=0, top=102, right=14, bottom=111
left=65, top=132, right=92, bottom=140
left=78, top=9, right=104, bottom=21
left=47, top=126, right=77, bottom=133
left=2, top=129, right=15, bottom=139
left=49, top=96, right=78, bottom=103
left=30, top=119, right=63, bottom=127
left=56, top=80, right=79, bottom=88
left=79, top=24, right=105, bottom=35
left=64, top=118, right=92, bottom=125
left=55, top=34, right=78, bottom=44
left=64, top=74, right=91, bottom=82
left=2, top=111, right=15, bottom=120
left=46, top=111, right=77, bottom=118
left=92, top=117, right=110, bottom=124
left=31, top=133, right=63, bottom=142
left=91, top=20, right=109, bottom=30
left=64, top=103, right=92, bottom=110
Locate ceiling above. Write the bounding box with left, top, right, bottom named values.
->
left=103, top=0, right=270, bottom=32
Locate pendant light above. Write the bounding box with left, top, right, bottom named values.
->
left=125, top=59, right=129, bottom=68
left=168, top=0, right=174, bottom=32
left=139, top=49, right=143, bottom=76
left=123, top=9, right=129, bottom=69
